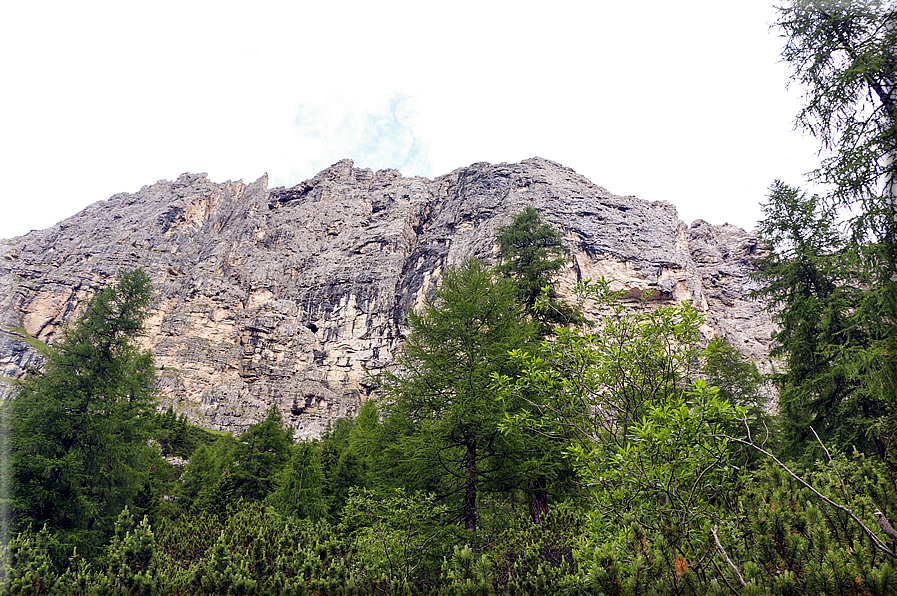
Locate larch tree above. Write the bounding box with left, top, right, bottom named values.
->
left=496, top=206, right=580, bottom=332
left=379, top=258, right=536, bottom=536
left=495, top=206, right=581, bottom=521
left=761, top=0, right=897, bottom=462
left=752, top=182, right=885, bottom=460
left=10, top=268, right=157, bottom=554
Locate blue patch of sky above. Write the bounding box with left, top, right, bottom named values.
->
left=291, top=93, right=432, bottom=180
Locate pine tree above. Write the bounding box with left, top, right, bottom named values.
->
left=496, top=206, right=580, bottom=331
left=496, top=207, right=581, bottom=520
left=752, top=182, right=885, bottom=461
left=230, top=405, right=294, bottom=501
left=180, top=434, right=237, bottom=511
left=772, top=0, right=897, bottom=466
left=319, top=416, right=369, bottom=521
left=269, top=441, right=327, bottom=521
left=380, top=258, right=536, bottom=536
left=11, top=268, right=157, bottom=555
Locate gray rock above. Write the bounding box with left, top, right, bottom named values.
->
left=0, top=158, right=774, bottom=438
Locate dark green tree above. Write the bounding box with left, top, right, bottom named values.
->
left=774, top=0, right=897, bottom=465
left=319, top=417, right=369, bottom=521
left=495, top=207, right=583, bottom=521
left=10, top=268, right=157, bottom=554
left=132, top=463, right=161, bottom=527
left=776, top=0, right=896, bottom=236
left=752, top=182, right=885, bottom=460
left=152, top=406, right=212, bottom=458
left=346, top=399, right=444, bottom=501
left=496, top=206, right=580, bottom=331
left=230, top=406, right=294, bottom=501
left=268, top=441, right=327, bottom=521
left=752, top=182, right=885, bottom=461
left=180, top=433, right=237, bottom=511
left=380, top=258, right=537, bottom=536
left=192, top=468, right=236, bottom=519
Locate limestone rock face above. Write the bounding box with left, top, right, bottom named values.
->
left=0, top=158, right=773, bottom=438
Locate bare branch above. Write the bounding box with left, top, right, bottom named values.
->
left=712, top=525, right=746, bottom=588
left=721, top=435, right=896, bottom=558
left=809, top=425, right=852, bottom=508
left=876, top=511, right=897, bottom=543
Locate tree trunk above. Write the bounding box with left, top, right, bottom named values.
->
left=528, top=476, right=549, bottom=525
left=463, top=445, right=477, bottom=535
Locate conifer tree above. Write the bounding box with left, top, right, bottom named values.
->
left=230, top=405, right=294, bottom=501
left=380, top=258, right=536, bottom=536
left=319, top=417, right=369, bottom=520
left=11, top=268, right=157, bottom=554
left=770, top=0, right=897, bottom=464
left=496, top=207, right=581, bottom=520
left=269, top=441, right=327, bottom=521
left=753, top=181, right=885, bottom=460
left=180, top=434, right=237, bottom=511
left=496, top=206, right=580, bottom=331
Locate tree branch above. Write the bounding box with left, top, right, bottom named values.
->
left=721, top=434, right=895, bottom=558
left=712, top=525, right=746, bottom=588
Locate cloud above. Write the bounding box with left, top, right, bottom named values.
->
left=282, top=94, right=432, bottom=185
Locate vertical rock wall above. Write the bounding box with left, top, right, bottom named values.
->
left=0, top=158, right=773, bottom=438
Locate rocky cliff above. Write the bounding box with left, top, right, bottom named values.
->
left=0, top=158, right=773, bottom=438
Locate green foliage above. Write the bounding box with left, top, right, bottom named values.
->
left=153, top=511, right=224, bottom=572
left=495, top=279, right=746, bottom=579
left=197, top=502, right=353, bottom=595
left=489, top=503, right=584, bottom=594
left=704, top=337, right=768, bottom=415
left=576, top=453, right=897, bottom=595
left=380, top=258, right=537, bottom=536
left=152, top=407, right=219, bottom=459
left=776, top=0, right=897, bottom=235
left=156, top=499, right=354, bottom=595
left=735, top=454, right=897, bottom=595
left=496, top=279, right=708, bottom=452
left=0, top=524, right=67, bottom=594
left=587, top=380, right=742, bottom=545
left=180, top=434, right=237, bottom=513
left=438, top=544, right=495, bottom=596
left=321, top=417, right=369, bottom=522
left=496, top=206, right=580, bottom=331
left=704, top=337, right=776, bottom=463
left=772, top=0, right=897, bottom=467
left=230, top=406, right=294, bottom=501
left=344, top=400, right=403, bottom=493
left=752, top=182, right=886, bottom=461
left=193, top=469, right=236, bottom=520
left=340, top=487, right=459, bottom=592
left=268, top=441, right=328, bottom=522
left=104, top=507, right=157, bottom=595
left=10, top=268, right=157, bottom=556
left=132, top=464, right=161, bottom=527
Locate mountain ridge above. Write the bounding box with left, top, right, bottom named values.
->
left=0, top=157, right=772, bottom=438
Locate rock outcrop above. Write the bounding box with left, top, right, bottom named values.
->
left=0, top=158, right=773, bottom=438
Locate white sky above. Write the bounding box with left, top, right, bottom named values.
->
left=0, top=0, right=823, bottom=240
